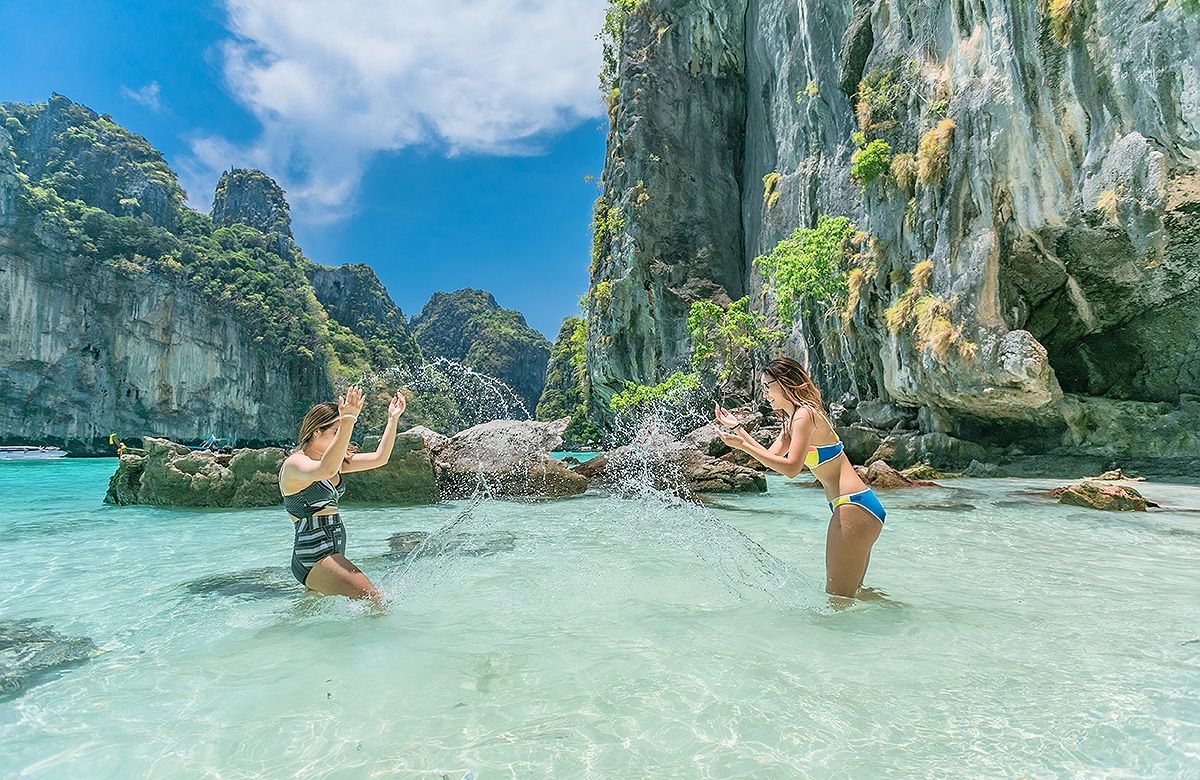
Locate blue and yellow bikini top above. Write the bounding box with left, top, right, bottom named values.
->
left=791, top=406, right=845, bottom=469
left=804, top=440, right=845, bottom=469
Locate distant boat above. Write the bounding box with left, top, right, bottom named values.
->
left=187, top=435, right=230, bottom=452
left=0, top=445, right=68, bottom=460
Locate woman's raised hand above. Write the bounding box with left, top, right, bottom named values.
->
left=339, top=385, right=366, bottom=416
left=714, top=403, right=740, bottom=430
left=387, top=390, right=407, bottom=420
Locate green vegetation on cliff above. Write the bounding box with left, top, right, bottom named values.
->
left=687, top=298, right=781, bottom=385
left=610, top=371, right=699, bottom=414
left=412, top=289, right=551, bottom=413
left=15, top=179, right=330, bottom=366
left=754, top=215, right=858, bottom=322
left=2, top=95, right=185, bottom=228
left=307, top=263, right=422, bottom=372
left=536, top=317, right=602, bottom=446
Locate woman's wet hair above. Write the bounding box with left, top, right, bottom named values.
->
left=762, top=357, right=825, bottom=415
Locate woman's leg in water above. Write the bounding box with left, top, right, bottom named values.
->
left=305, top=554, right=381, bottom=602
left=825, top=504, right=883, bottom=598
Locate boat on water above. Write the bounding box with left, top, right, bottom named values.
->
left=0, top=445, right=68, bottom=460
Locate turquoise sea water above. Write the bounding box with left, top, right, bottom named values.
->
left=2, top=459, right=1198, bottom=777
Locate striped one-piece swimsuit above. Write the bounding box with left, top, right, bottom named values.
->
left=282, top=475, right=347, bottom=585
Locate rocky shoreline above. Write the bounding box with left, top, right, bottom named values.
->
left=103, top=411, right=1162, bottom=513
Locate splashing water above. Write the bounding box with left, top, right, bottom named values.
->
left=357, top=358, right=532, bottom=433
left=351, top=364, right=826, bottom=612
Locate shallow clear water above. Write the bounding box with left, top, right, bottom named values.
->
left=2, top=459, right=1198, bottom=777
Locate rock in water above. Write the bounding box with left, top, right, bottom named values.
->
left=105, top=435, right=438, bottom=507
left=856, top=461, right=938, bottom=489
left=429, top=417, right=588, bottom=499
left=578, top=430, right=766, bottom=497
left=0, top=619, right=97, bottom=701
left=1053, top=481, right=1158, bottom=511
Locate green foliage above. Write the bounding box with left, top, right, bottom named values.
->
left=598, top=0, right=647, bottom=95
left=593, top=280, right=613, bottom=311
left=536, top=317, right=589, bottom=420
left=211, top=168, right=292, bottom=237
left=855, top=56, right=917, bottom=136
left=564, top=413, right=604, bottom=446
left=590, top=197, right=625, bottom=274
left=795, top=80, right=819, bottom=104
left=754, top=215, right=857, bottom=322
left=762, top=171, right=782, bottom=210
left=610, top=371, right=700, bottom=413
left=1, top=96, right=185, bottom=226
left=308, top=262, right=422, bottom=371
left=606, top=87, right=621, bottom=122
left=536, top=317, right=600, bottom=445
left=13, top=167, right=333, bottom=367
left=411, top=289, right=551, bottom=411
left=687, top=297, right=781, bottom=384
left=850, top=138, right=893, bottom=185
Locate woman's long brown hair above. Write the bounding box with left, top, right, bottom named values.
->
left=294, top=402, right=358, bottom=460
left=762, top=357, right=827, bottom=423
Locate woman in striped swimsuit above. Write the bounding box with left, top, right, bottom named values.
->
left=279, top=385, right=407, bottom=601
left=715, top=357, right=886, bottom=600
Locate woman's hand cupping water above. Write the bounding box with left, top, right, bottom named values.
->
left=714, top=404, right=750, bottom=450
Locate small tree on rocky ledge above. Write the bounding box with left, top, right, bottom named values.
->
left=754, top=215, right=857, bottom=323
left=687, top=297, right=782, bottom=403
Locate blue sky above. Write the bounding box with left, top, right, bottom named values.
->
left=0, top=0, right=608, bottom=338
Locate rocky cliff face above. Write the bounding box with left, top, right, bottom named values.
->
left=536, top=316, right=587, bottom=421
left=307, top=263, right=423, bottom=371
left=0, top=96, right=371, bottom=453
left=0, top=114, right=331, bottom=453
left=2, top=94, right=185, bottom=229
left=211, top=168, right=294, bottom=257
left=412, top=289, right=551, bottom=413
left=588, top=1, right=749, bottom=414
left=589, top=0, right=1200, bottom=470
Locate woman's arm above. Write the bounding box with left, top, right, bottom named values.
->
left=718, top=409, right=812, bottom=479
left=342, top=391, right=406, bottom=473
left=283, top=387, right=365, bottom=484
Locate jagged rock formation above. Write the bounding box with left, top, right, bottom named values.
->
left=211, top=168, right=293, bottom=256
left=0, top=98, right=334, bottom=453
left=412, top=289, right=551, bottom=412
left=307, top=263, right=423, bottom=371
left=0, top=95, right=544, bottom=453
left=1, top=93, right=184, bottom=229
left=0, top=105, right=299, bottom=450
left=587, top=0, right=1200, bottom=473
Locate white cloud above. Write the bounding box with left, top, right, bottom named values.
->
left=121, top=81, right=162, bottom=111
left=184, top=0, right=607, bottom=222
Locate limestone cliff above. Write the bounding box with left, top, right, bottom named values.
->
left=411, top=289, right=551, bottom=413
left=1, top=96, right=370, bottom=453
left=589, top=0, right=1200, bottom=471
left=535, top=316, right=601, bottom=446
left=211, top=168, right=294, bottom=257
left=306, top=263, right=423, bottom=372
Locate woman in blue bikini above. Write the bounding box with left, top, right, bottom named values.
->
left=715, top=357, right=886, bottom=599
